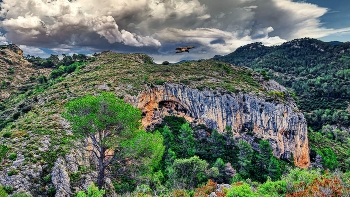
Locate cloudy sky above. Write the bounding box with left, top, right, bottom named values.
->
left=0, top=0, right=349, bottom=63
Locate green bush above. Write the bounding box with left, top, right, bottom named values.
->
left=257, top=180, right=287, bottom=197
left=154, top=79, right=166, bottom=85
left=2, top=131, right=12, bottom=138
left=50, top=66, right=65, bottom=79
left=8, top=168, right=19, bottom=176
left=3, top=186, right=13, bottom=194
left=37, top=75, right=48, bottom=84
left=0, top=144, right=9, bottom=162
left=226, top=183, right=258, bottom=197
left=76, top=183, right=105, bottom=197
left=0, top=186, right=8, bottom=197
left=47, top=187, right=56, bottom=196
left=8, top=152, right=17, bottom=161
left=12, top=192, right=33, bottom=197
left=317, top=148, right=339, bottom=170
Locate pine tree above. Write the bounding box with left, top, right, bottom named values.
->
left=268, top=157, right=282, bottom=181
left=178, top=123, right=195, bottom=158
left=255, top=140, right=273, bottom=182
left=236, top=140, right=253, bottom=179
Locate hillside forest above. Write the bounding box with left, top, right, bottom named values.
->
left=0, top=39, right=349, bottom=197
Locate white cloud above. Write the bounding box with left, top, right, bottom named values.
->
left=0, top=0, right=348, bottom=60
left=19, top=45, right=50, bottom=57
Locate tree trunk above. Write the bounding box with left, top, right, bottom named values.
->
left=97, top=162, right=105, bottom=189
left=97, top=147, right=106, bottom=189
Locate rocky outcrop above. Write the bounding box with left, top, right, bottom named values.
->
left=125, top=83, right=310, bottom=168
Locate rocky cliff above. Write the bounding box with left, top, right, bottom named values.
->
left=126, top=83, right=310, bottom=168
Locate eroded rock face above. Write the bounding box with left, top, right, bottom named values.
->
left=125, top=83, right=310, bottom=168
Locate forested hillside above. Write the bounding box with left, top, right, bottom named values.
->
left=214, top=38, right=350, bottom=181
left=0, top=45, right=349, bottom=197
left=214, top=38, right=350, bottom=131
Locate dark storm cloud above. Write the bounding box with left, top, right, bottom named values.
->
left=0, top=0, right=349, bottom=61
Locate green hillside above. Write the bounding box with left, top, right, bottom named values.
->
left=214, top=38, right=350, bottom=130
left=0, top=46, right=349, bottom=196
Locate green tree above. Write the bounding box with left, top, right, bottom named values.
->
left=168, top=156, right=208, bottom=189
left=255, top=140, right=273, bottom=182
left=236, top=140, right=253, bottom=179
left=178, top=123, right=195, bottom=158
left=318, top=148, right=338, bottom=170
left=63, top=92, right=142, bottom=189
left=268, top=157, right=282, bottom=181
left=212, top=158, right=226, bottom=183
left=122, top=130, right=165, bottom=185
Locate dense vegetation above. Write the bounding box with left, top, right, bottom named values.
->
left=0, top=46, right=349, bottom=196
left=214, top=38, right=350, bottom=130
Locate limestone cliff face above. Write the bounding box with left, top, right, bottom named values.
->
left=125, top=83, right=310, bottom=168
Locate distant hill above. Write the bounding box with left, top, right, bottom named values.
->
left=214, top=38, right=350, bottom=130
left=327, top=41, right=344, bottom=46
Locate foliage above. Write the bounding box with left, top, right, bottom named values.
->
left=11, top=192, right=33, bottom=197
left=76, top=183, right=105, bottom=197
left=257, top=179, right=287, bottom=197
left=50, top=62, right=86, bottom=79
left=226, top=182, right=258, bottom=197
left=0, top=144, right=9, bottom=162
left=2, top=131, right=11, bottom=138
left=168, top=156, right=209, bottom=189
left=236, top=140, right=253, bottom=179
left=64, top=92, right=142, bottom=188
left=317, top=148, right=338, bottom=170
left=308, top=128, right=349, bottom=171
left=215, top=38, right=350, bottom=130
left=177, top=123, right=195, bottom=158
left=0, top=186, right=9, bottom=197
left=193, top=180, right=225, bottom=197
left=8, top=152, right=17, bottom=161
left=286, top=175, right=345, bottom=197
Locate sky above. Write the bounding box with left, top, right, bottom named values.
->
left=0, top=0, right=349, bottom=63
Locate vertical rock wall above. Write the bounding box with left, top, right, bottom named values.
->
left=125, top=83, right=310, bottom=168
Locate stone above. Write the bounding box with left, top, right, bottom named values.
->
left=51, top=158, right=72, bottom=197
left=125, top=83, right=310, bottom=168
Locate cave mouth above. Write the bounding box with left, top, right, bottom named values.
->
left=158, top=100, right=188, bottom=115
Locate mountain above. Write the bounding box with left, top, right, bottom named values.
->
left=0, top=46, right=314, bottom=196
left=213, top=38, right=350, bottom=131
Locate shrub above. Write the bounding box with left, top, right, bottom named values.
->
left=47, top=186, right=56, bottom=196
left=3, top=186, right=13, bottom=194
left=37, top=75, right=47, bottom=84
left=76, top=183, right=105, bottom=197
left=0, top=144, right=9, bottom=162
left=286, top=175, right=344, bottom=197
left=8, top=168, right=19, bottom=176
left=226, top=182, right=258, bottom=197
left=2, top=131, right=12, bottom=138
left=8, top=152, right=17, bottom=161
left=257, top=180, right=287, bottom=197
left=162, top=61, right=170, bottom=65
left=12, top=192, right=33, bottom=197
left=49, top=67, right=65, bottom=79
left=7, top=68, right=14, bottom=74
left=0, top=186, right=8, bottom=197
left=172, top=189, right=190, bottom=197
left=154, top=79, right=166, bottom=85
